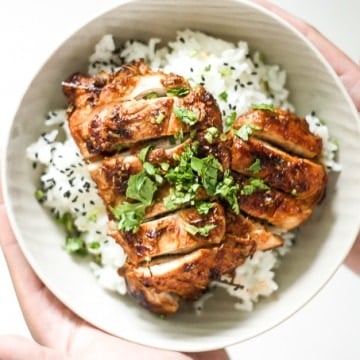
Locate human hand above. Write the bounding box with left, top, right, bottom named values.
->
left=0, top=185, right=228, bottom=360
left=252, top=0, right=360, bottom=275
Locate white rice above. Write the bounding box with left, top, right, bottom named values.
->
left=27, top=30, right=339, bottom=313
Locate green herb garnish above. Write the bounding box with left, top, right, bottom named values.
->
left=204, top=126, right=219, bottom=144
left=251, top=103, right=275, bottom=112
left=143, top=92, right=159, bottom=99
left=219, top=91, right=228, bottom=102
left=214, top=170, right=240, bottom=214
left=248, top=158, right=261, bottom=174
left=173, top=106, right=198, bottom=126
left=240, top=178, right=270, bottom=196
left=166, top=87, right=190, bottom=97
left=195, top=201, right=216, bottom=215
left=225, top=112, right=237, bottom=130
left=235, top=124, right=261, bottom=141
left=184, top=223, right=216, bottom=237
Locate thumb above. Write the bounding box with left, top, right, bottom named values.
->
left=0, top=335, right=66, bottom=360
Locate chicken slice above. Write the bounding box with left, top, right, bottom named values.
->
left=233, top=173, right=313, bottom=230
left=87, top=138, right=209, bottom=218
left=225, top=211, right=283, bottom=251
left=234, top=108, right=323, bottom=159
left=110, top=203, right=226, bottom=265
left=62, top=59, right=190, bottom=113
left=124, top=236, right=256, bottom=315
left=231, top=136, right=327, bottom=202
left=63, top=59, right=222, bottom=159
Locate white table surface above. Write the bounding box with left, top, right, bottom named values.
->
left=0, top=1, right=359, bottom=359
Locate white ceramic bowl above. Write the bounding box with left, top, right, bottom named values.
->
left=2, top=0, right=360, bottom=352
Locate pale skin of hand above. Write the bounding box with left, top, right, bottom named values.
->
left=1, top=1, right=360, bottom=359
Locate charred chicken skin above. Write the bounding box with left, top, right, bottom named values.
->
left=63, top=59, right=327, bottom=315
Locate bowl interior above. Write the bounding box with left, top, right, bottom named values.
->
left=3, top=0, right=360, bottom=352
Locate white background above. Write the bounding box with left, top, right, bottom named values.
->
left=0, top=1, right=359, bottom=359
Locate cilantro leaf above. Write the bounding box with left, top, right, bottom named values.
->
left=219, top=91, right=228, bottom=102
left=173, top=106, right=198, bottom=126
left=111, top=202, right=146, bottom=233
left=126, top=171, right=157, bottom=205
left=139, top=144, right=154, bottom=162
left=235, top=124, right=261, bottom=141
left=248, top=158, right=261, bottom=174
left=195, top=201, right=215, bottom=215
left=240, top=178, right=270, bottom=195
left=215, top=170, right=240, bottom=214
left=251, top=103, right=275, bottom=112
left=184, top=223, right=217, bottom=237
left=166, top=87, right=190, bottom=97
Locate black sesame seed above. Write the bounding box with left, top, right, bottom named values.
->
left=190, top=67, right=194, bottom=72
left=72, top=196, right=78, bottom=203
left=32, top=162, right=37, bottom=169
left=63, top=190, right=71, bottom=198
left=179, top=37, right=185, bottom=43
left=90, top=200, right=95, bottom=205
left=247, top=81, right=253, bottom=86
left=230, top=66, right=236, bottom=70
left=251, top=71, right=258, bottom=75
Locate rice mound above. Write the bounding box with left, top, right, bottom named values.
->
left=27, top=30, right=339, bottom=313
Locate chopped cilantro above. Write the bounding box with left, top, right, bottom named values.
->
left=252, top=103, right=275, bottom=112
left=220, top=68, right=232, bottom=77
left=173, top=106, right=198, bottom=126
left=191, top=155, right=222, bottom=196
left=235, top=124, right=261, bottom=141
left=240, top=178, right=270, bottom=196
left=215, top=170, right=240, bottom=214
left=249, top=158, right=261, bottom=174
left=225, top=112, right=237, bottom=130
left=195, top=201, right=215, bottom=215
left=204, top=126, right=219, bottom=144
left=139, top=144, right=154, bottom=162
left=166, top=87, right=190, bottom=97
left=184, top=223, right=216, bottom=237
left=34, top=189, right=46, bottom=202
left=155, top=112, right=165, bottom=124
left=65, top=237, right=87, bottom=256
left=126, top=171, right=157, bottom=205
left=204, top=64, right=211, bottom=72
left=219, top=91, right=228, bottom=102
left=143, top=92, right=159, bottom=99
left=111, top=202, right=147, bottom=233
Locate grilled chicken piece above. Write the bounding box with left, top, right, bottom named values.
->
left=233, top=173, right=313, bottom=230
left=234, top=108, right=323, bottom=159
left=225, top=211, right=283, bottom=251
left=88, top=138, right=210, bottom=219
left=63, top=61, right=329, bottom=316
left=124, top=236, right=257, bottom=315
left=231, top=136, right=327, bottom=203
left=110, top=203, right=226, bottom=265
left=63, top=59, right=190, bottom=115
left=63, top=60, right=222, bottom=159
